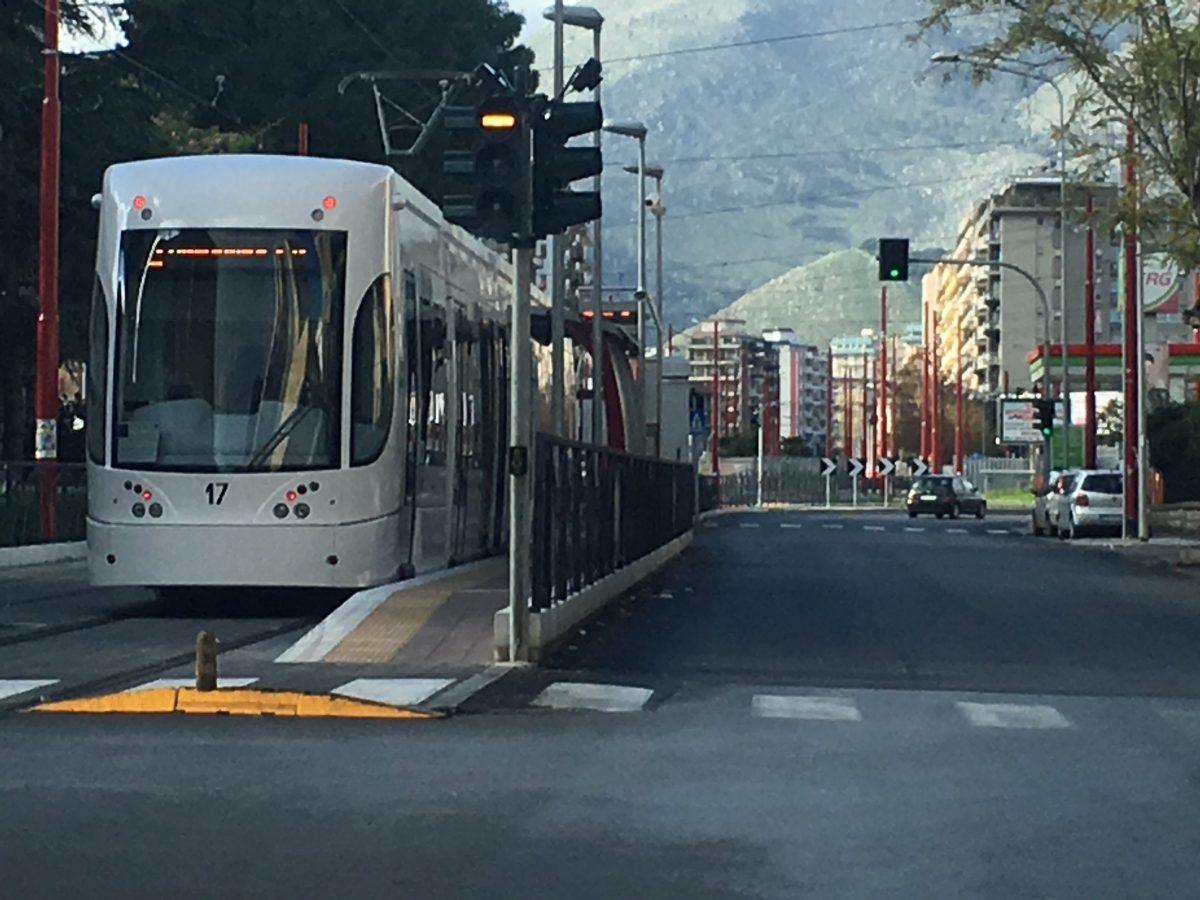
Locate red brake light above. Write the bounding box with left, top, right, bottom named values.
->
left=322, top=195, right=337, bottom=210
left=286, top=490, right=298, bottom=503
left=132, top=195, right=147, bottom=210
left=1075, top=493, right=1090, bottom=507
left=141, top=490, right=153, bottom=501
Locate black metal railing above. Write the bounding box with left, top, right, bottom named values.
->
left=0, top=462, right=88, bottom=547
left=530, top=434, right=695, bottom=611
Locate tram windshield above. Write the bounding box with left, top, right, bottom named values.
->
left=114, top=228, right=346, bottom=472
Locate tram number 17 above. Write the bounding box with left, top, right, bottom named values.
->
left=205, top=482, right=229, bottom=506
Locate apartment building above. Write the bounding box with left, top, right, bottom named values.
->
left=764, top=328, right=829, bottom=452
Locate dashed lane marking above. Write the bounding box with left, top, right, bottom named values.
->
left=904, top=526, right=925, bottom=533
left=946, top=528, right=968, bottom=534
left=739, top=523, right=761, bottom=528
left=0, top=680, right=57, bottom=702
left=333, top=678, right=456, bottom=707
left=863, top=525, right=886, bottom=532
left=752, top=694, right=862, bottom=722
left=821, top=524, right=844, bottom=530
left=124, top=677, right=258, bottom=693
left=987, top=528, right=1011, bottom=535
left=780, top=523, right=804, bottom=529
left=533, top=682, right=654, bottom=713
left=957, top=701, right=1071, bottom=729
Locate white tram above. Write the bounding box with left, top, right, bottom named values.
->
left=87, top=154, right=559, bottom=589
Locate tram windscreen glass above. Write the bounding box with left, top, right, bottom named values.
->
left=114, top=229, right=346, bottom=472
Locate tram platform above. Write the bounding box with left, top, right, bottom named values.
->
left=274, top=557, right=507, bottom=667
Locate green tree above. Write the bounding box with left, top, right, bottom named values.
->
left=919, top=1, right=1200, bottom=268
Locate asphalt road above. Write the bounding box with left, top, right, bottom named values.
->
left=5, top=511, right=1200, bottom=898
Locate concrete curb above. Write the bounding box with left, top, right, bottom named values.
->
left=495, top=530, right=694, bottom=662
left=0, top=541, right=86, bottom=570
left=30, top=687, right=443, bottom=719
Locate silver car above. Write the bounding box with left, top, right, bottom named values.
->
left=1054, top=470, right=1124, bottom=539
left=1032, top=469, right=1067, bottom=537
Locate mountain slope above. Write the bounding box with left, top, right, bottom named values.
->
left=528, top=0, right=1051, bottom=334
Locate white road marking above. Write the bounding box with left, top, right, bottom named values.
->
left=987, top=529, right=1010, bottom=535
left=739, top=523, right=761, bottom=528
left=957, top=702, right=1071, bottom=729
left=946, top=528, right=968, bottom=534
left=425, top=665, right=512, bottom=709
left=0, top=679, right=57, bottom=702
left=904, top=526, right=925, bottom=533
left=780, top=523, right=804, bottom=529
left=752, top=694, right=862, bottom=722
left=274, top=557, right=499, bottom=663
left=333, top=677, right=455, bottom=707
left=124, top=677, right=259, bottom=693
left=863, top=525, right=886, bottom=532
left=821, top=524, right=844, bottom=530
left=533, top=682, right=653, bottom=713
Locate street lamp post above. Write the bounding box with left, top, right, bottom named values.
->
left=625, top=163, right=665, bottom=455
left=543, top=5, right=605, bottom=445
left=603, top=119, right=649, bottom=451
left=933, top=52, right=1071, bottom=465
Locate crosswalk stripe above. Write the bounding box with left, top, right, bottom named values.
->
left=533, top=682, right=653, bottom=713
left=124, top=677, right=259, bottom=693
left=0, top=679, right=57, bottom=702
left=333, top=677, right=455, bottom=707
left=752, top=694, right=861, bottom=722
left=956, top=701, right=1071, bottom=729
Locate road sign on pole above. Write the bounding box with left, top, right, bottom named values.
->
left=911, top=459, right=929, bottom=478
left=848, top=458, right=865, bottom=478
left=820, top=457, right=837, bottom=477
left=878, top=457, right=895, bottom=477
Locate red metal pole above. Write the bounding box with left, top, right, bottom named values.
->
left=710, top=320, right=720, bottom=475
left=955, top=332, right=964, bottom=474
left=879, top=286, right=888, bottom=467
left=1123, top=119, right=1139, bottom=534
left=889, top=334, right=898, bottom=459
left=298, top=122, right=309, bottom=156
left=1085, top=193, right=1098, bottom=469
left=35, top=0, right=61, bottom=541
left=843, top=370, right=852, bottom=460
left=931, top=311, right=942, bottom=473
left=860, top=352, right=869, bottom=465
left=825, top=348, right=834, bottom=458
left=920, top=296, right=930, bottom=462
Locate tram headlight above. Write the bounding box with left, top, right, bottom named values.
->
left=148, top=503, right=163, bottom=519
left=273, top=503, right=289, bottom=520
left=132, top=503, right=146, bottom=518
left=294, top=503, right=311, bottom=520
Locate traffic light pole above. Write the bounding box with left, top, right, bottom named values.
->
left=549, top=1, right=566, bottom=438
left=912, top=256, right=1052, bottom=485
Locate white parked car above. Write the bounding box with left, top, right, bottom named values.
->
left=1054, top=470, right=1124, bottom=539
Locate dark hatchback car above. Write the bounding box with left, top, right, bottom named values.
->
left=906, top=475, right=987, bottom=520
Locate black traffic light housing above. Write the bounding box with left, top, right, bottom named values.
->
left=441, top=95, right=526, bottom=243
left=1034, top=398, right=1055, bottom=438
left=532, top=98, right=603, bottom=238
left=878, top=238, right=910, bottom=282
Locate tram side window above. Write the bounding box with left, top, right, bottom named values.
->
left=351, top=275, right=395, bottom=465
left=87, top=277, right=108, bottom=464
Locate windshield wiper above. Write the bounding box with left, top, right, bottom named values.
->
left=248, top=405, right=315, bottom=468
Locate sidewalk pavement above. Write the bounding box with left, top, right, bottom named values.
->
left=1070, top=535, right=1200, bottom=569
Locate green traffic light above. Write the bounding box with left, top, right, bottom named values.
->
left=889, top=268, right=900, bottom=279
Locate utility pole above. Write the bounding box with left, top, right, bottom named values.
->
left=860, top=351, right=869, bottom=466
left=889, top=334, right=898, bottom=458
left=931, top=311, right=942, bottom=474
left=825, top=348, right=834, bottom=459
left=549, top=0, right=566, bottom=438
left=35, top=0, right=62, bottom=541
left=955, top=326, right=964, bottom=474
left=879, top=285, right=889, bottom=476
left=920, top=296, right=930, bottom=463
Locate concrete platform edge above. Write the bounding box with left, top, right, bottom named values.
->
left=494, top=530, right=694, bottom=662
left=0, top=541, right=86, bottom=570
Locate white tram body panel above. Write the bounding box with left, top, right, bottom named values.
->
left=86, top=154, right=528, bottom=589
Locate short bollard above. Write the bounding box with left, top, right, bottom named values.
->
left=195, top=630, right=218, bottom=692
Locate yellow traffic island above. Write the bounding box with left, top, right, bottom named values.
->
left=30, top=687, right=443, bottom=720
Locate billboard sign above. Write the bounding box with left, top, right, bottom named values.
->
left=1000, top=397, right=1063, bottom=444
